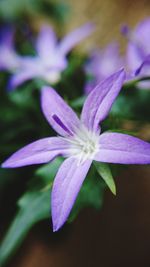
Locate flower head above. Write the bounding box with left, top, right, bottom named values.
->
left=10, top=23, right=94, bottom=89
left=2, top=69, right=150, bottom=231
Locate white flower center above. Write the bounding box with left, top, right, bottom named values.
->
left=64, top=125, right=100, bottom=164
left=44, top=70, right=61, bottom=84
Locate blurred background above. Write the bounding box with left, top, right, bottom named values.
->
left=1, top=0, right=150, bottom=266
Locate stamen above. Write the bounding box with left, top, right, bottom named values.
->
left=63, top=125, right=100, bottom=164
left=52, top=114, right=73, bottom=136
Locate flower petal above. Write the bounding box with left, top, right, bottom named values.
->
left=86, top=43, right=123, bottom=80
left=127, top=19, right=150, bottom=71
left=2, top=137, right=69, bottom=168
left=0, top=25, right=14, bottom=49
left=8, top=57, right=42, bottom=89
left=51, top=157, right=92, bottom=231
left=137, top=80, right=150, bottom=90
left=41, top=86, right=80, bottom=137
left=127, top=43, right=144, bottom=72
left=35, top=26, right=67, bottom=70
left=81, top=69, right=125, bottom=133
left=134, top=54, right=150, bottom=76
left=36, top=25, right=57, bottom=60
left=133, top=19, right=150, bottom=53
left=58, top=23, right=94, bottom=55
left=9, top=56, right=67, bottom=89
left=0, top=26, right=20, bottom=71
left=9, top=71, right=35, bottom=89
left=94, top=132, right=150, bottom=164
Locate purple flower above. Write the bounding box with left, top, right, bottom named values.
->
left=123, top=18, right=150, bottom=88
left=84, top=43, right=123, bottom=93
left=2, top=69, right=150, bottom=231
left=10, top=23, right=94, bottom=89
left=0, top=26, right=21, bottom=72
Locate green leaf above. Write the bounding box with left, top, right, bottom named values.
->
left=35, top=157, right=63, bottom=186
left=111, top=87, right=150, bottom=122
left=0, top=190, right=50, bottom=266
left=94, top=162, right=116, bottom=195
left=0, top=158, right=105, bottom=266
left=36, top=157, right=62, bottom=179
left=0, top=158, right=63, bottom=266
left=8, top=85, right=35, bottom=109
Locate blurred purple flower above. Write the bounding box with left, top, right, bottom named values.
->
left=85, top=19, right=150, bottom=94
left=123, top=18, right=150, bottom=88
left=9, top=23, right=94, bottom=89
left=0, top=26, right=21, bottom=72
left=2, top=69, right=150, bottom=231
left=84, top=43, right=124, bottom=93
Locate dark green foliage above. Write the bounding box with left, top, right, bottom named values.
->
left=0, top=0, right=68, bottom=23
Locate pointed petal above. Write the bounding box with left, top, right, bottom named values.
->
left=8, top=57, right=42, bottom=89
left=0, top=50, right=20, bottom=72
left=36, top=25, right=57, bottom=59
left=127, top=42, right=144, bottom=71
left=9, top=56, right=66, bottom=89
left=2, top=137, right=69, bottom=168
left=127, top=19, right=150, bottom=71
left=0, top=25, right=14, bottom=49
left=89, top=43, right=123, bottom=79
left=94, top=132, right=150, bottom=164
left=84, top=80, right=95, bottom=95
left=9, top=71, right=35, bottom=89
left=35, top=26, right=67, bottom=70
left=133, top=18, right=150, bottom=52
left=58, top=23, right=94, bottom=55
left=41, top=86, right=80, bottom=137
left=51, top=157, right=92, bottom=231
left=137, top=80, right=150, bottom=90
left=81, top=69, right=125, bottom=133
left=0, top=26, right=20, bottom=71
left=134, top=54, right=150, bottom=76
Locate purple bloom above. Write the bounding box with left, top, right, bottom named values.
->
left=84, top=43, right=123, bottom=94
left=85, top=19, right=150, bottom=94
left=0, top=26, right=21, bottom=72
left=10, top=23, right=94, bottom=89
left=2, top=69, right=150, bottom=231
left=123, top=18, right=150, bottom=88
